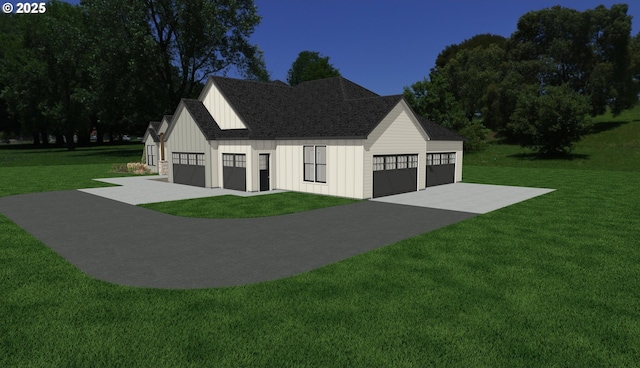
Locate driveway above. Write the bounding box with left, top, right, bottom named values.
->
left=0, top=178, right=554, bottom=289
left=0, top=191, right=477, bottom=289
left=372, top=183, right=554, bottom=214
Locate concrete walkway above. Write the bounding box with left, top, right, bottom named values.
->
left=79, top=176, right=285, bottom=205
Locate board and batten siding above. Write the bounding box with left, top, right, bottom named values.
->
left=200, top=81, right=247, bottom=130
left=426, top=140, right=464, bottom=183
left=363, top=101, right=429, bottom=198
left=143, top=134, right=158, bottom=173
left=166, top=105, right=212, bottom=187
left=275, top=139, right=364, bottom=199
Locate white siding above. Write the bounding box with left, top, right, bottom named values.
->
left=426, top=140, right=464, bottom=183
left=364, top=101, right=429, bottom=198
left=166, top=104, right=212, bottom=187
left=201, top=82, right=247, bottom=130
left=143, top=135, right=158, bottom=173
left=158, top=117, right=169, bottom=161
left=275, top=139, right=364, bottom=199
left=210, top=141, right=219, bottom=187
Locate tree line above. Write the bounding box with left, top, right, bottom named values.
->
left=3, top=3, right=635, bottom=156
left=0, top=0, right=268, bottom=149
left=404, top=4, right=640, bottom=155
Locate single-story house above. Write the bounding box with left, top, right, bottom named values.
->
left=144, top=76, right=464, bottom=199
left=142, top=115, right=172, bottom=173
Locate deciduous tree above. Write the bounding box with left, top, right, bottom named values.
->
left=286, top=51, right=340, bottom=86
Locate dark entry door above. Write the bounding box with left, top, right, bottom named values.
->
left=259, top=154, right=269, bottom=191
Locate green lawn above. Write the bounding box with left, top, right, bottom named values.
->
left=464, top=107, right=640, bottom=171
left=141, top=192, right=359, bottom=218
left=1, top=132, right=639, bottom=366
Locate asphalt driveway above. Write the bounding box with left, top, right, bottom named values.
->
left=0, top=191, right=477, bottom=289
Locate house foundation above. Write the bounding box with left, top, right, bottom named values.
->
left=159, top=160, right=168, bottom=175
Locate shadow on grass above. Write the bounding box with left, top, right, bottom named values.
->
left=0, top=144, right=141, bottom=157
left=590, top=120, right=631, bottom=135
left=508, top=152, right=590, bottom=161
left=73, top=147, right=142, bottom=158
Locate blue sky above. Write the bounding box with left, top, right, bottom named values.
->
left=52, top=0, right=640, bottom=96
left=251, top=0, right=640, bottom=95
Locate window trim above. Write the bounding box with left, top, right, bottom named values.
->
left=146, top=145, right=156, bottom=166
left=303, top=145, right=327, bottom=183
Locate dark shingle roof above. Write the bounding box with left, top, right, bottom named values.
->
left=179, top=76, right=463, bottom=141
left=418, top=116, right=466, bottom=141
left=147, top=121, right=162, bottom=142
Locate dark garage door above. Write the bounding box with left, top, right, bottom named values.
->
left=426, top=153, right=455, bottom=187
left=373, top=154, right=418, bottom=198
left=173, top=152, right=205, bottom=187
left=223, top=153, right=246, bottom=191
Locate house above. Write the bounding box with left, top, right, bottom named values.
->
left=144, top=76, right=464, bottom=199
left=142, top=115, right=172, bottom=174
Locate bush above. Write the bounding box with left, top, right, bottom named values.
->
left=507, top=84, right=591, bottom=156
left=111, top=162, right=151, bottom=175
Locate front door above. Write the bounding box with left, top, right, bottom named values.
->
left=259, top=154, right=270, bottom=191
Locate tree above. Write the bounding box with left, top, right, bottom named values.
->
left=81, top=0, right=269, bottom=117
left=1, top=1, right=92, bottom=149
left=82, top=0, right=167, bottom=143
left=435, top=33, right=507, bottom=69
left=508, top=4, right=637, bottom=116
left=143, top=0, right=269, bottom=107
left=286, top=51, right=340, bottom=86
left=508, top=84, right=590, bottom=155
left=404, top=74, right=488, bottom=152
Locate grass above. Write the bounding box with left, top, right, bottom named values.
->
left=141, top=192, right=359, bottom=218
left=464, top=106, right=640, bottom=171
left=0, top=143, right=144, bottom=167
left=1, top=124, right=640, bottom=366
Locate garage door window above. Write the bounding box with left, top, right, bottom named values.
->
left=173, top=152, right=205, bottom=166
left=374, top=155, right=418, bottom=171
left=303, top=145, right=326, bottom=183
left=223, top=153, right=245, bottom=168
left=409, top=155, right=418, bottom=168
left=373, top=156, right=384, bottom=171
left=427, top=153, right=456, bottom=166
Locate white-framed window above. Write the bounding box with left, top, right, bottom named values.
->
left=146, top=145, right=156, bottom=166
left=303, top=145, right=326, bottom=183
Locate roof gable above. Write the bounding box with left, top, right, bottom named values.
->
left=178, top=76, right=463, bottom=141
